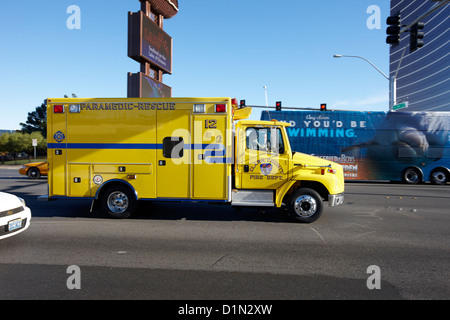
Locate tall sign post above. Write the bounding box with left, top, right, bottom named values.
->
left=32, top=139, right=37, bottom=159
left=127, top=0, right=179, bottom=98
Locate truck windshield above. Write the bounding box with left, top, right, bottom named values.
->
left=246, top=127, right=284, bottom=154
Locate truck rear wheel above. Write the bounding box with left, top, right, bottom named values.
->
left=287, top=188, right=323, bottom=223
left=101, top=185, right=136, bottom=219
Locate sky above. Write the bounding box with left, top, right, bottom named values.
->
left=0, top=0, right=390, bottom=130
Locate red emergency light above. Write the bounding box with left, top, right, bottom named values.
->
left=54, top=105, right=64, bottom=113
left=215, top=104, right=227, bottom=113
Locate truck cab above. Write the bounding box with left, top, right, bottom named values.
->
left=232, top=119, right=344, bottom=223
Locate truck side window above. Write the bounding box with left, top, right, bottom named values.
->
left=246, top=128, right=260, bottom=150
left=163, top=137, right=184, bottom=158
left=276, top=129, right=285, bottom=154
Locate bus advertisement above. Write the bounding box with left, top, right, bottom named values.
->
left=261, top=110, right=450, bottom=184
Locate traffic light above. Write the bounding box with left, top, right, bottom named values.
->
left=320, top=103, right=327, bottom=111
left=276, top=101, right=282, bottom=111
left=410, top=22, right=425, bottom=53
left=386, top=14, right=401, bottom=45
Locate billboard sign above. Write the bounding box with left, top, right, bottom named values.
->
left=128, top=11, right=172, bottom=74
left=261, top=110, right=450, bottom=182
left=127, top=72, right=172, bottom=98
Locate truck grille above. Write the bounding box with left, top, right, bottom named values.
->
left=0, top=206, right=24, bottom=218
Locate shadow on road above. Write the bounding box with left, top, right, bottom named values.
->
left=32, top=198, right=288, bottom=223
left=1, top=176, right=288, bottom=223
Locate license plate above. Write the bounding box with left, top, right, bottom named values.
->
left=8, top=219, right=22, bottom=232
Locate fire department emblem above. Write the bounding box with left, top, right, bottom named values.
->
left=54, top=131, right=65, bottom=143
left=260, top=163, right=272, bottom=175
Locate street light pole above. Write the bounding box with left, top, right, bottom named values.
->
left=333, top=54, right=388, bottom=79
left=263, top=86, right=268, bottom=107
left=333, top=54, right=396, bottom=109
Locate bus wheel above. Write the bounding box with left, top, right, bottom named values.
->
left=101, top=185, right=136, bottom=219
left=430, top=168, right=448, bottom=185
left=402, top=167, right=421, bottom=184
left=288, top=188, right=323, bottom=223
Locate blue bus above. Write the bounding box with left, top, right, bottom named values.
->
left=261, top=110, right=450, bottom=184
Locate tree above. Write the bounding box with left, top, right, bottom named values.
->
left=0, top=131, right=47, bottom=163
left=22, top=132, right=46, bottom=157
left=20, top=102, right=47, bottom=138
left=20, top=95, right=77, bottom=139
left=0, top=132, right=9, bottom=164
left=5, top=132, right=27, bottom=163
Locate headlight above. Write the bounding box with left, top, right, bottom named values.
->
left=18, top=197, right=26, bottom=206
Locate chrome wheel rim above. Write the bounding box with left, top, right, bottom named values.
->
left=107, top=191, right=129, bottom=213
left=294, top=195, right=317, bottom=218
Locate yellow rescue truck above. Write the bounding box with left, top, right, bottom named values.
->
left=44, top=97, right=344, bottom=223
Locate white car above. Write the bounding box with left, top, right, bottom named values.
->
left=0, top=192, right=31, bottom=240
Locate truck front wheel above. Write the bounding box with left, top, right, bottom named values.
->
left=101, top=185, right=136, bottom=219
left=287, top=188, right=323, bottom=223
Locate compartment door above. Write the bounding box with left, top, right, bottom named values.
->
left=68, top=164, right=91, bottom=197
left=156, top=110, right=190, bottom=198
left=193, top=115, right=228, bottom=199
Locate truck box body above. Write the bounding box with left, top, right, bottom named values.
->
left=47, top=97, right=232, bottom=201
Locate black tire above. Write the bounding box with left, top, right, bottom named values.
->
left=402, top=167, right=421, bottom=184
left=100, top=184, right=136, bottom=219
left=430, top=169, right=448, bottom=185
left=27, top=167, right=40, bottom=179
left=287, top=188, right=323, bottom=223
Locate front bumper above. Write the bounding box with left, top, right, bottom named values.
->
left=328, top=193, right=344, bottom=207
left=0, top=206, right=31, bottom=240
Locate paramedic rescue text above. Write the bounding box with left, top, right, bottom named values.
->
left=80, top=102, right=175, bottom=111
